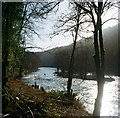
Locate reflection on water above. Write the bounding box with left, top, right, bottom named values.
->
left=101, top=76, right=118, bottom=116
left=22, top=67, right=118, bottom=116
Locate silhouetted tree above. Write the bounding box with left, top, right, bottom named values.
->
left=75, top=0, right=119, bottom=116
left=53, top=2, right=91, bottom=94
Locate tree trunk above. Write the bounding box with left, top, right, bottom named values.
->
left=93, top=1, right=105, bottom=116
left=67, top=52, right=74, bottom=94
left=93, top=26, right=101, bottom=81
left=67, top=8, right=80, bottom=94
left=2, top=4, right=12, bottom=87
left=93, top=80, right=105, bottom=116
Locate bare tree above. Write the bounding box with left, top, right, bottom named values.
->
left=23, top=1, right=61, bottom=42
left=74, top=0, right=119, bottom=116
left=19, top=1, right=62, bottom=77
left=53, top=2, right=91, bottom=94
left=2, top=1, right=62, bottom=86
left=67, top=6, right=81, bottom=94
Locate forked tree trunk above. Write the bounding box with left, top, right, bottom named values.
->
left=74, top=1, right=106, bottom=116
left=93, top=1, right=105, bottom=116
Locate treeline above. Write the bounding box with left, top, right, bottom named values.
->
left=2, top=2, right=25, bottom=81
left=2, top=2, right=42, bottom=84
left=52, top=38, right=96, bottom=74
left=39, top=24, right=119, bottom=75
left=22, top=52, right=40, bottom=75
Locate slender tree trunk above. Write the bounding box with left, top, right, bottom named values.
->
left=99, top=16, right=105, bottom=79
left=93, top=26, right=101, bottom=81
left=67, top=48, right=75, bottom=94
left=67, top=8, right=80, bottom=94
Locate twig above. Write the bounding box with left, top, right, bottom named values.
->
left=10, top=95, right=35, bottom=118
left=3, top=114, right=10, bottom=117
left=10, top=96, right=23, bottom=111
left=27, top=106, right=35, bottom=118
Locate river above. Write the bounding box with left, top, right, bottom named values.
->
left=22, top=67, right=119, bottom=116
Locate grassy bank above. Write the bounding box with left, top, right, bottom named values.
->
left=3, top=79, right=91, bottom=117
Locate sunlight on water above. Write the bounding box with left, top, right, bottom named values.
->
left=22, top=67, right=119, bottom=116
left=100, top=77, right=118, bottom=116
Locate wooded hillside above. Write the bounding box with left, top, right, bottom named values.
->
left=37, top=24, right=119, bottom=75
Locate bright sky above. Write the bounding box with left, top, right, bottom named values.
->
left=25, top=0, right=118, bottom=52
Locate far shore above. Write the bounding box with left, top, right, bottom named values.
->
left=54, top=71, right=115, bottom=82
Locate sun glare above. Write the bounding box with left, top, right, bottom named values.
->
left=100, top=78, right=118, bottom=116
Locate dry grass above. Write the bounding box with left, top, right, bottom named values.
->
left=4, top=79, right=91, bottom=117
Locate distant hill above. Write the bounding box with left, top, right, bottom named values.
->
left=36, top=23, right=119, bottom=75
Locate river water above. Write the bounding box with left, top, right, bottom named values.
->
left=22, top=67, right=119, bottom=116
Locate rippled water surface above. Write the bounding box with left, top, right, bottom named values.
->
left=22, top=67, right=119, bottom=116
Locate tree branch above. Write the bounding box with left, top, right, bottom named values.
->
left=74, top=2, right=91, bottom=14
left=102, top=18, right=118, bottom=25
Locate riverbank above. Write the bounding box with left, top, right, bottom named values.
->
left=55, top=71, right=115, bottom=82
left=3, top=79, right=91, bottom=117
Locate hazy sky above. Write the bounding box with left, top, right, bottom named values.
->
left=26, top=0, right=118, bottom=52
